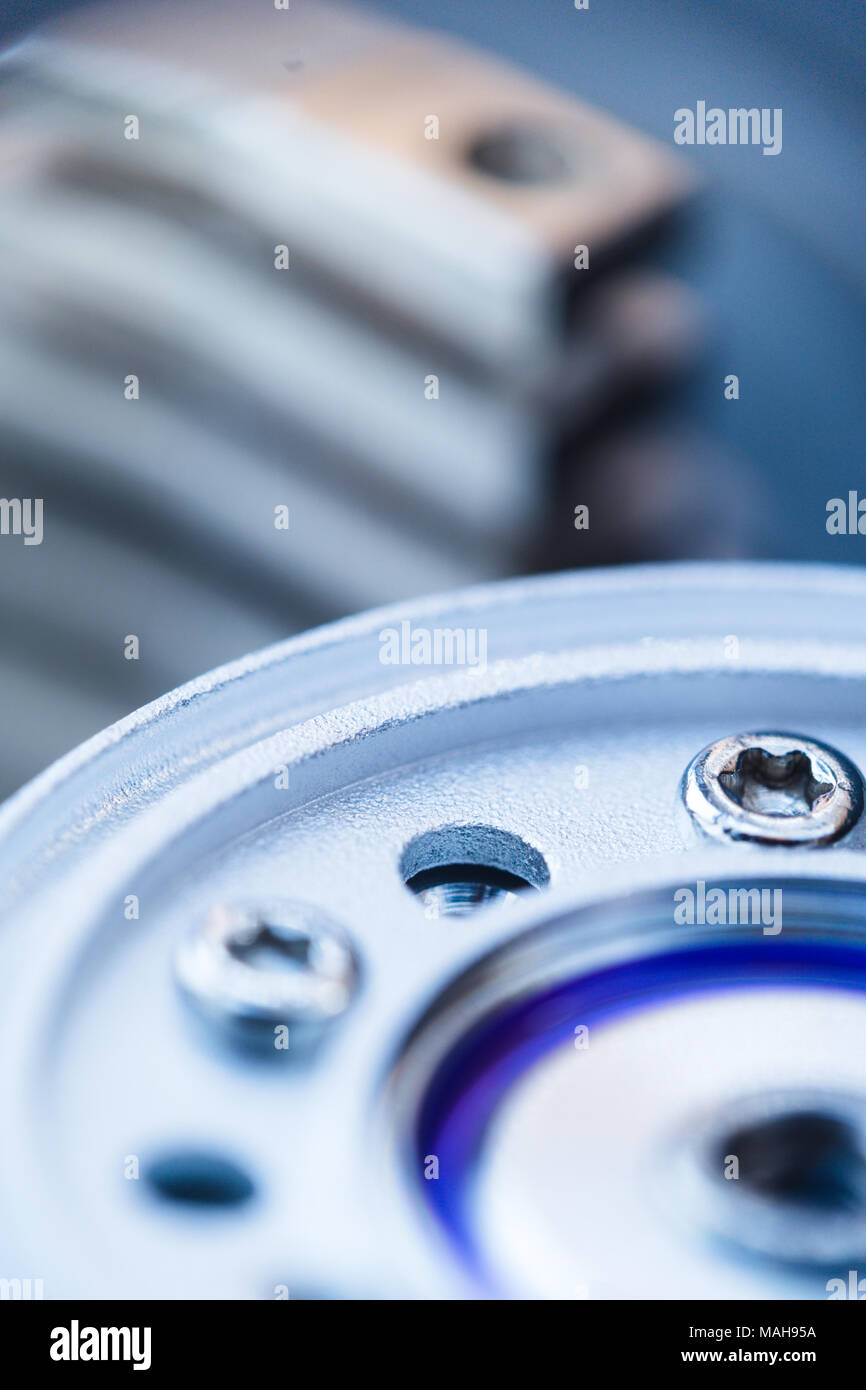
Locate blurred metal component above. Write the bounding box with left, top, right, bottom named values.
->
left=550, top=426, right=764, bottom=569
left=400, top=822, right=549, bottom=918
left=0, top=564, right=865, bottom=1298
left=175, top=901, right=359, bottom=1050
left=684, top=731, right=864, bottom=847
left=14, top=0, right=693, bottom=374
left=0, top=1, right=697, bottom=530
left=0, top=0, right=698, bottom=539
left=0, top=0, right=703, bottom=797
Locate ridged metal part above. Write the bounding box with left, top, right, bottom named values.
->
left=0, top=0, right=703, bottom=799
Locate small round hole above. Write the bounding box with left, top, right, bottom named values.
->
left=716, top=1111, right=866, bottom=1213
left=401, top=825, right=549, bottom=918
left=466, top=122, right=574, bottom=184
left=144, top=1150, right=256, bottom=1209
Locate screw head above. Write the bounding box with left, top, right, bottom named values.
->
left=175, top=901, right=359, bottom=1050
left=682, top=731, right=864, bottom=847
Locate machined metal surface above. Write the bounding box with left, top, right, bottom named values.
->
left=1, top=563, right=866, bottom=1299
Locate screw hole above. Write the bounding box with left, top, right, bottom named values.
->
left=401, top=825, right=549, bottom=918
left=466, top=122, right=574, bottom=184
left=144, top=1150, right=256, bottom=1209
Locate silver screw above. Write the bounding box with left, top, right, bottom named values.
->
left=175, top=901, right=359, bottom=1050
left=682, top=731, right=864, bottom=846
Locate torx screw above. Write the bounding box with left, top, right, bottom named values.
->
left=682, top=731, right=863, bottom=846
left=175, top=900, right=359, bottom=1051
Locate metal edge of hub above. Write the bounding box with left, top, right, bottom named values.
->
left=2, top=560, right=866, bottom=895
left=3, top=559, right=866, bottom=1000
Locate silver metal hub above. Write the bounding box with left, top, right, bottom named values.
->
left=1, top=563, right=866, bottom=1299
